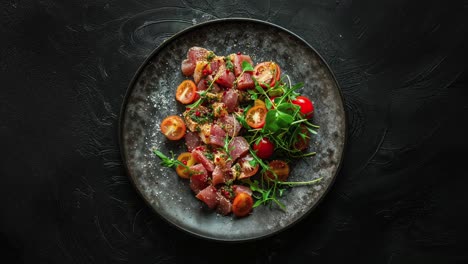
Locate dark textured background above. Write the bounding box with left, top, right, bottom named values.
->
left=1, top=0, right=468, bottom=263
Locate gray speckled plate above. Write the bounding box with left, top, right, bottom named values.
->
left=119, top=18, right=346, bottom=242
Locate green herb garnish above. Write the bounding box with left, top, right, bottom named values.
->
left=207, top=51, right=215, bottom=61
left=241, top=76, right=319, bottom=158
left=225, top=56, right=234, bottom=71
left=241, top=61, right=254, bottom=71
left=153, top=149, right=189, bottom=169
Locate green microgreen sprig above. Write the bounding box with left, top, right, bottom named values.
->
left=237, top=62, right=320, bottom=158
left=153, top=149, right=189, bottom=169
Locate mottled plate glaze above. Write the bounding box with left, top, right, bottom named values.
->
left=120, top=18, right=346, bottom=242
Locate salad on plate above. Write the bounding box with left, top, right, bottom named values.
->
left=154, top=47, right=321, bottom=217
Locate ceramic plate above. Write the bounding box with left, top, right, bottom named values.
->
left=120, top=18, right=346, bottom=241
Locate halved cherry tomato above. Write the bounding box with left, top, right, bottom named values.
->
left=275, top=63, right=281, bottom=81
left=263, top=160, right=290, bottom=182
left=176, top=80, right=197, bottom=104
left=176, top=152, right=197, bottom=179
left=254, top=99, right=266, bottom=108
left=160, top=115, right=186, bottom=140
left=232, top=192, right=253, bottom=217
left=245, top=105, right=267, bottom=128
left=293, top=125, right=310, bottom=151
left=291, top=95, right=314, bottom=118
left=253, top=137, right=274, bottom=159
left=253, top=62, right=281, bottom=88
left=237, top=154, right=259, bottom=179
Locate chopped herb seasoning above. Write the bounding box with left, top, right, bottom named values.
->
left=225, top=55, right=234, bottom=71
left=207, top=51, right=215, bottom=61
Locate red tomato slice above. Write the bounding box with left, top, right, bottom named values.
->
left=263, top=160, right=290, bottom=182
left=245, top=105, right=267, bottom=128
left=176, top=152, right=197, bottom=179
left=232, top=192, right=253, bottom=217
left=237, top=154, right=259, bottom=179
left=176, top=80, right=197, bottom=104
left=160, top=115, right=186, bottom=140
left=253, top=62, right=280, bottom=88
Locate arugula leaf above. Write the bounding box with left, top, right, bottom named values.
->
left=277, top=177, right=323, bottom=187
left=242, top=61, right=254, bottom=71
left=223, top=135, right=235, bottom=161
left=253, top=199, right=264, bottom=208
left=249, top=159, right=258, bottom=167
left=248, top=179, right=260, bottom=192
left=277, top=103, right=298, bottom=114
left=265, top=98, right=273, bottom=109
left=264, top=110, right=294, bottom=133
left=255, top=84, right=264, bottom=94
left=279, top=188, right=285, bottom=196
left=247, top=89, right=258, bottom=100
left=236, top=113, right=250, bottom=129
left=153, top=149, right=188, bottom=169
left=187, top=97, right=203, bottom=109
left=264, top=111, right=280, bottom=132
left=307, top=127, right=318, bottom=135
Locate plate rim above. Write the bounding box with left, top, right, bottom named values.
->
left=118, top=17, right=348, bottom=242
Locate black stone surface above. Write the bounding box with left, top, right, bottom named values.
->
left=1, top=0, right=468, bottom=263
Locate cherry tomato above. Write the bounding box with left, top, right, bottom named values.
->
left=253, top=62, right=281, bottom=88
left=254, top=99, right=266, bottom=108
left=293, top=125, right=310, bottom=151
left=275, top=63, right=281, bottom=81
left=237, top=154, right=259, bottom=179
left=175, top=80, right=197, bottom=104
left=245, top=105, right=267, bottom=128
left=263, top=160, right=290, bottom=182
left=160, top=115, right=186, bottom=140
left=292, top=95, right=314, bottom=118
left=232, top=192, right=253, bottom=217
left=253, top=137, right=274, bottom=159
left=176, top=152, right=197, bottom=179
